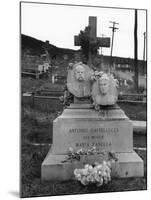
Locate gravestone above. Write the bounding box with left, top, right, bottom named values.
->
left=41, top=69, right=144, bottom=180
left=74, top=16, right=110, bottom=65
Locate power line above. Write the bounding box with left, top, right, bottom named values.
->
left=109, top=21, right=119, bottom=58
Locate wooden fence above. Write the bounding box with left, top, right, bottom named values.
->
left=22, top=92, right=146, bottom=113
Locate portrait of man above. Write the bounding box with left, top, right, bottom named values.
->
left=67, top=62, right=94, bottom=98
left=74, top=65, right=85, bottom=82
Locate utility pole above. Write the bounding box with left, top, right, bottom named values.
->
left=143, top=32, right=146, bottom=75
left=109, top=21, right=119, bottom=66
left=134, top=9, right=138, bottom=92
left=143, top=32, right=146, bottom=61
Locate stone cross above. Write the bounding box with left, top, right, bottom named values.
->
left=42, top=40, right=51, bottom=65
left=74, top=16, right=110, bottom=65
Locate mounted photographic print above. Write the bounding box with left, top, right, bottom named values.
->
left=20, top=1, right=147, bottom=198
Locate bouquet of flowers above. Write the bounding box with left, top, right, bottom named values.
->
left=74, top=161, right=112, bottom=187
left=62, top=146, right=105, bottom=163
left=90, top=71, right=104, bottom=81
left=62, top=146, right=118, bottom=164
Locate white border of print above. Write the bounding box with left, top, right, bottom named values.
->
left=0, top=0, right=150, bottom=200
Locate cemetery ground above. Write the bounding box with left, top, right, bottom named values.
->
left=21, top=102, right=147, bottom=198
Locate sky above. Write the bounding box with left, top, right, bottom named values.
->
left=21, top=2, right=147, bottom=60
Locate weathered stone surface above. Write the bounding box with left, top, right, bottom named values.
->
left=41, top=151, right=144, bottom=180
left=115, top=152, right=144, bottom=177
left=51, top=106, right=133, bottom=154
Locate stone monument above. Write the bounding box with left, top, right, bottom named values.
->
left=41, top=68, right=144, bottom=180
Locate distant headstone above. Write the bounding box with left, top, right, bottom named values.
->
left=63, top=54, right=68, bottom=60
left=38, top=64, right=44, bottom=73
left=124, top=79, right=128, bottom=86
left=38, top=62, right=49, bottom=73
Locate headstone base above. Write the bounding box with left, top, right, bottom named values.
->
left=41, top=150, right=144, bottom=181
left=41, top=105, right=144, bottom=181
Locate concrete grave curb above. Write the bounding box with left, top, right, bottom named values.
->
left=132, top=121, right=146, bottom=134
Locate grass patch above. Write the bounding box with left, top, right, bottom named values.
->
left=118, top=102, right=146, bottom=121
left=21, top=141, right=147, bottom=198
left=21, top=144, right=147, bottom=197
left=21, top=77, right=64, bottom=93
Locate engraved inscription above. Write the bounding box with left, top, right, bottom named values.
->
left=67, top=126, right=119, bottom=149
left=68, top=127, right=118, bottom=134
left=69, top=128, right=88, bottom=133
left=76, top=142, right=112, bottom=147
left=90, top=127, right=118, bottom=134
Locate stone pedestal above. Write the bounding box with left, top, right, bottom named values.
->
left=41, top=104, right=144, bottom=180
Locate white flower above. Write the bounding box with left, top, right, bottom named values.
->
left=103, top=176, right=108, bottom=184
left=98, top=71, right=104, bottom=76
left=81, top=176, right=88, bottom=186
left=88, top=174, right=95, bottom=183
left=94, top=162, right=99, bottom=166
left=95, top=104, right=100, bottom=111
left=73, top=158, right=112, bottom=187
left=91, top=175, right=96, bottom=183
left=87, top=149, right=92, bottom=154
left=94, top=173, right=100, bottom=182
left=102, top=160, right=107, bottom=166
left=106, top=167, right=111, bottom=174
left=96, top=164, right=103, bottom=170
left=106, top=161, right=112, bottom=168
left=98, top=170, right=105, bottom=177
left=90, top=75, right=96, bottom=81
left=97, top=177, right=103, bottom=186
left=86, top=175, right=92, bottom=182
left=91, top=146, right=96, bottom=150
left=74, top=168, right=81, bottom=176
left=84, top=164, right=90, bottom=169
left=93, top=168, right=98, bottom=175
left=68, top=147, right=74, bottom=153
left=88, top=165, right=93, bottom=172
left=106, top=173, right=111, bottom=181
left=77, top=148, right=83, bottom=154
left=76, top=174, right=81, bottom=181
left=94, top=71, right=101, bottom=76
left=110, top=159, right=116, bottom=164
left=81, top=168, right=88, bottom=176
